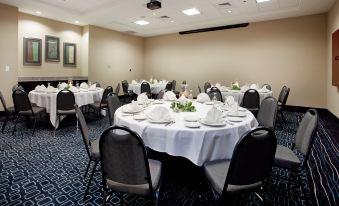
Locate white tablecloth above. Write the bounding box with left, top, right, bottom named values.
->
left=115, top=101, right=258, bottom=166
left=220, top=90, right=273, bottom=105
left=29, top=88, right=103, bottom=128
left=128, top=83, right=167, bottom=95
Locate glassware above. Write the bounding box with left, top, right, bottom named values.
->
left=188, top=90, right=193, bottom=100
left=57, top=82, right=61, bottom=90
left=212, top=94, right=217, bottom=105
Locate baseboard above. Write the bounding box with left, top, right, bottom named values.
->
left=285, top=105, right=338, bottom=121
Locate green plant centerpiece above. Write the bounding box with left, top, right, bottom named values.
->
left=64, top=84, right=71, bottom=90
left=170, top=101, right=196, bottom=112
left=231, top=81, right=241, bottom=90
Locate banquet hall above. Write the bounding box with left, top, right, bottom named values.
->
left=0, top=0, right=338, bottom=205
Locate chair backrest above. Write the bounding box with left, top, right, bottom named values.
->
left=207, top=87, right=223, bottom=101
left=182, top=80, right=187, bottom=85
left=107, top=93, right=121, bottom=126
left=140, top=82, right=151, bottom=95
left=75, top=105, right=91, bottom=158
left=122, top=80, right=129, bottom=94
left=115, top=83, right=120, bottom=95
left=12, top=89, right=33, bottom=114
left=12, top=84, right=24, bottom=92
left=101, top=86, right=114, bottom=106
left=0, top=91, right=8, bottom=112
left=294, top=109, right=318, bottom=166
left=198, top=85, right=202, bottom=93
left=262, top=84, right=272, bottom=91
left=165, top=82, right=173, bottom=91
left=224, top=127, right=277, bottom=193
left=99, top=126, right=153, bottom=194
left=257, top=97, right=278, bottom=129
left=204, top=82, right=211, bottom=92
left=57, top=90, right=75, bottom=111
left=242, top=89, right=260, bottom=109
left=172, top=80, right=176, bottom=91
left=278, top=86, right=290, bottom=106
left=157, top=89, right=167, bottom=99
left=93, top=82, right=101, bottom=87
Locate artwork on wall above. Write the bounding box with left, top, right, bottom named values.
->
left=333, top=29, right=339, bottom=87
left=23, top=37, right=42, bottom=66
left=45, top=35, right=60, bottom=62
left=63, top=43, right=76, bottom=67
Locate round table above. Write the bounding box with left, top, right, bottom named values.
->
left=128, top=82, right=167, bottom=95
left=29, top=88, right=103, bottom=128
left=220, top=90, right=273, bottom=105
left=114, top=101, right=258, bottom=166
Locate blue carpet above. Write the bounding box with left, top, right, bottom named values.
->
left=0, top=110, right=336, bottom=205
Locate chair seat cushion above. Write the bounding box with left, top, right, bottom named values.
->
left=90, top=102, right=107, bottom=110
left=19, top=106, right=46, bottom=115
left=57, top=109, right=75, bottom=115
left=106, top=159, right=162, bottom=196
left=203, top=159, right=262, bottom=195
left=90, top=137, right=100, bottom=160
left=274, top=145, right=301, bottom=170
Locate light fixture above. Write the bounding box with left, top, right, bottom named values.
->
left=227, top=10, right=232, bottom=13
left=35, top=11, right=41, bottom=14
left=75, top=20, right=79, bottom=24
left=256, top=0, right=271, bottom=3
left=170, top=20, right=175, bottom=23
left=152, top=12, right=156, bottom=16
left=134, top=20, right=150, bottom=25
left=182, top=8, right=200, bottom=16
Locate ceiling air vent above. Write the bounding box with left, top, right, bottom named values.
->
left=218, top=2, right=231, bottom=6
left=160, top=15, right=170, bottom=19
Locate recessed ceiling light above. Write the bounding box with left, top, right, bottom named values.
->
left=152, top=12, right=156, bottom=16
left=134, top=20, right=150, bottom=26
left=170, top=20, right=175, bottom=23
left=227, top=10, right=232, bottom=13
left=75, top=20, right=79, bottom=24
left=256, top=0, right=271, bottom=3
left=35, top=11, right=41, bottom=14
left=182, top=8, right=200, bottom=16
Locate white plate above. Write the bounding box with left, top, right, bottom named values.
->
left=148, top=119, right=173, bottom=124
left=133, top=114, right=146, bottom=120
left=238, top=107, right=247, bottom=112
left=154, top=100, right=164, bottom=104
left=219, top=106, right=229, bottom=111
left=227, top=112, right=247, bottom=117
left=122, top=106, right=143, bottom=114
left=185, top=122, right=200, bottom=128
left=184, top=115, right=200, bottom=122
left=228, top=117, right=243, bottom=122
left=199, top=119, right=226, bottom=127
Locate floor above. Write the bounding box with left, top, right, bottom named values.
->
left=0, top=109, right=337, bottom=206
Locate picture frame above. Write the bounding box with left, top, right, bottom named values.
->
left=63, top=43, right=76, bottom=67
left=23, top=37, right=42, bottom=66
left=45, top=35, right=60, bottom=62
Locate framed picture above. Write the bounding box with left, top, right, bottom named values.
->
left=63, top=43, right=76, bottom=67
left=23, top=37, right=42, bottom=66
left=45, top=35, right=60, bottom=62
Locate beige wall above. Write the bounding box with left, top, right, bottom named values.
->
left=327, top=1, right=339, bottom=117
left=144, top=14, right=327, bottom=108
left=18, top=13, right=86, bottom=78
left=0, top=3, right=18, bottom=108
left=88, top=26, right=144, bottom=93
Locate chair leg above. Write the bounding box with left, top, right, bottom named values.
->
left=279, top=110, right=286, bottom=123
left=12, top=114, right=20, bottom=135
left=32, top=117, right=37, bottom=136
left=2, top=115, right=9, bottom=133
left=84, top=160, right=91, bottom=180
left=83, top=160, right=98, bottom=202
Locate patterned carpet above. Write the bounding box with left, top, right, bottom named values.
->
left=0, top=110, right=337, bottom=206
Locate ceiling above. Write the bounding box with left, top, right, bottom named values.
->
left=0, top=0, right=336, bottom=37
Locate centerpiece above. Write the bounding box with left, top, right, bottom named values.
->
left=231, top=81, right=241, bottom=90
left=170, top=101, right=196, bottom=112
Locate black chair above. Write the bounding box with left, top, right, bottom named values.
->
left=140, top=82, right=151, bottom=98
left=89, top=86, right=113, bottom=125
left=204, top=82, right=212, bottom=93
left=261, top=84, right=272, bottom=91
left=0, top=91, right=15, bottom=133
left=114, top=83, right=120, bottom=96
left=93, top=82, right=101, bottom=88
left=207, top=87, right=223, bottom=102
left=12, top=84, right=24, bottom=92
left=172, top=80, right=176, bottom=91
left=165, top=82, right=173, bottom=91
left=203, top=127, right=277, bottom=205
left=198, top=85, right=202, bottom=93
left=274, top=109, right=318, bottom=195
left=256, top=97, right=278, bottom=130
left=277, top=86, right=290, bottom=123
left=107, top=93, right=121, bottom=126
left=99, top=126, right=162, bottom=205
left=122, top=80, right=135, bottom=103
left=182, top=80, right=187, bottom=85
left=12, top=89, right=47, bottom=136
left=241, top=89, right=260, bottom=115
left=75, top=105, right=100, bottom=202
left=156, top=89, right=167, bottom=99
left=56, top=90, right=76, bottom=131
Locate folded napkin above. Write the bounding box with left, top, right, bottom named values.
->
left=80, top=82, right=89, bottom=89
left=203, top=107, right=224, bottom=124
left=131, top=80, right=137, bottom=84
left=163, top=91, right=177, bottom=101
left=220, top=86, right=228, bottom=92
left=178, top=95, right=188, bottom=105
left=144, top=106, right=172, bottom=122
left=123, top=101, right=142, bottom=113
left=137, top=93, right=149, bottom=104
left=240, top=85, right=249, bottom=92
left=259, top=85, right=270, bottom=93
left=196, top=93, right=211, bottom=103
left=89, top=84, right=97, bottom=90
left=215, top=83, right=221, bottom=89
left=153, top=79, right=158, bottom=84
left=225, top=96, right=235, bottom=106
left=59, top=82, right=68, bottom=90
left=35, top=84, right=47, bottom=92
left=47, top=85, right=58, bottom=93
left=250, top=84, right=258, bottom=90
left=69, top=86, right=79, bottom=93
